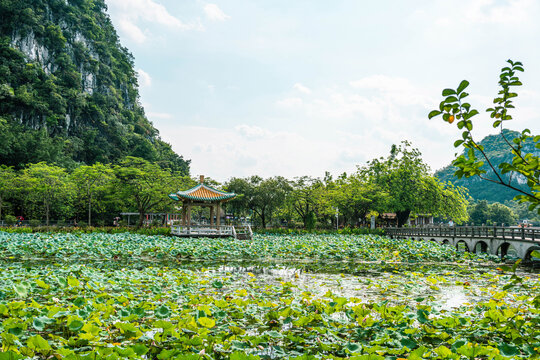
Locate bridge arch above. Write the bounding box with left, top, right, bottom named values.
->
left=442, top=239, right=451, bottom=245
left=524, top=246, right=540, bottom=262
left=456, top=240, right=470, bottom=252
left=496, top=243, right=519, bottom=259
left=473, top=240, right=489, bottom=254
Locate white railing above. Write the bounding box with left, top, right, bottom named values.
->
left=171, top=224, right=234, bottom=236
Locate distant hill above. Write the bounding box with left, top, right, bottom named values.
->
left=435, top=129, right=538, bottom=203
left=0, top=0, right=189, bottom=173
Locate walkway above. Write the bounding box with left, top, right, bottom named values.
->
left=386, top=226, right=540, bottom=261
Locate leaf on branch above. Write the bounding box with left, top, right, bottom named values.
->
left=442, top=89, right=456, bottom=96
left=456, top=80, right=469, bottom=94
left=428, top=110, right=442, bottom=119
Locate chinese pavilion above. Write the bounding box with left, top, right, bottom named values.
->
left=169, top=175, right=251, bottom=239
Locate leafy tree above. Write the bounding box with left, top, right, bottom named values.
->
left=469, top=200, right=490, bottom=225
left=469, top=200, right=517, bottom=226
left=429, top=59, right=539, bottom=214
left=226, top=176, right=291, bottom=228
left=489, top=202, right=517, bottom=226
left=289, top=177, right=322, bottom=228
left=71, top=163, right=113, bottom=226
left=330, top=174, right=389, bottom=227
left=20, top=162, right=71, bottom=225
left=113, top=157, right=178, bottom=228
left=0, top=165, right=15, bottom=220
left=360, top=142, right=469, bottom=226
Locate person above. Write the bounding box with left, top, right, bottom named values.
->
left=16, top=216, right=24, bottom=227
left=448, top=219, right=454, bottom=227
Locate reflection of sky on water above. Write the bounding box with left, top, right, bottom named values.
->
left=204, top=264, right=492, bottom=310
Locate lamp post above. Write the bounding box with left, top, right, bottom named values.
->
left=334, top=208, right=339, bottom=230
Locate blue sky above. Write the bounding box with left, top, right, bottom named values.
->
left=105, top=0, right=540, bottom=181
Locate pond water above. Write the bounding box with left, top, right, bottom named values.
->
left=195, top=260, right=539, bottom=312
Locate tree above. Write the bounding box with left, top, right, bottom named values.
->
left=360, top=142, right=469, bottom=226
left=113, top=157, right=180, bottom=228
left=429, top=59, right=540, bottom=214
left=71, top=163, right=113, bottom=226
left=330, top=174, right=389, bottom=227
left=469, top=200, right=490, bottom=225
left=489, top=202, right=517, bottom=225
left=21, top=162, right=71, bottom=225
left=469, top=200, right=517, bottom=226
left=289, top=177, right=321, bottom=228
left=0, top=165, right=15, bottom=220
left=225, top=176, right=291, bottom=228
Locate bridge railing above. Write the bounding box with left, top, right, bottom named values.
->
left=385, top=226, right=539, bottom=242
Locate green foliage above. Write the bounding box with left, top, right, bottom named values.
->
left=430, top=60, right=540, bottom=214
left=20, top=162, right=71, bottom=225
left=0, top=232, right=484, bottom=263
left=0, top=165, right=15, bottom=220
left=359, top=142, right=469, bottom=226
left=71, top=162, right=113, bottom=226
left=0, top=233, right=536, bottom=358
left=468, top=200, right=518, bottom=225
left=0, top=0, right=190, bottom=173
left=114, top=157, right=188, bottom=228
left=435, top=129, right=535, bottom=203
left=226, top=176, right=292, bottom=228
left=0, top=157, right=188, bottom=227
left=3, top=214, right=16, bottom=225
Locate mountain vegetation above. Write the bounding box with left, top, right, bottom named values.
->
left=0, top=0, right=189, bottom=173
left=435, top=129, right=536, bottom=203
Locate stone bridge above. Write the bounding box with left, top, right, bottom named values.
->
left=385, top=226, right=540, bottom=262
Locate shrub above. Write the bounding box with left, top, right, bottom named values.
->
left=4, top=215, right=16, bottom=225
left=29, top=219, right=41, bottom=227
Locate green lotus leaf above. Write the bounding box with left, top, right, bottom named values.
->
left=498, top=343, right=520, bottom=357
left=13, top=284, right=27, bottom=298
left=198, top=317, right=216, bottom=328
left=27, top=334, right=52, bottom=352
left=32, top=317, right=46, bottom=331
left=68, top=319, right=84, bottom=332
left=155, top=305, right=171, bottom=319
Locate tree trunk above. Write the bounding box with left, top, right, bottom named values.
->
left=396, top=210, right=410, bottom=227
left=45, top=201, right=50, bottom=226
left=0, top=196, right=3, bottom=221
left=138, top=209, right=145, bottom=228
left=88, top=192, right=92, bottom=227
left=261, top=210, right=266, bottom=228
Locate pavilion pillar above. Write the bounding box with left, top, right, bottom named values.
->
left=187, top=202, right=192, bottom=229
left=181, top=204, right=186, bottom=226
left=216, top=202, right=221, bottom=228
left=210, top=205, right=214, bottom=226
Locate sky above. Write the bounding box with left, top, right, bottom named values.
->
left=104, top=0, right=540, bottom=181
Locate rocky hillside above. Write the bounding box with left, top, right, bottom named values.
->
left=435, top=129, right=538, bottom=203
left=0, top=0, right=189, bottom=173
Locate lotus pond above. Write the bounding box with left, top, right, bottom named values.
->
left=0, top=232, right=538, bottom=359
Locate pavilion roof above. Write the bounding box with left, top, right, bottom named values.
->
left=169, top=183, right=236, bottom=202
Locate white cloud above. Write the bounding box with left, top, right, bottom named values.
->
left=235, top=125, right=274, bottom=139
left=137, top=69, right=152, bottom=87
left=274, top=75, right=461, bottom=172
left=106, top=0, right=202, bottom=43
left=160, top=125, right=343, bottom=180
left=203, top=4, right=231, bottom=21
left=293, top=83, right=311, bottom=94
left=276, top=97, right=303, bottom=108
left=117, top=19, right=147, bottom=43
left=434, top=0, right=536, bottom=26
